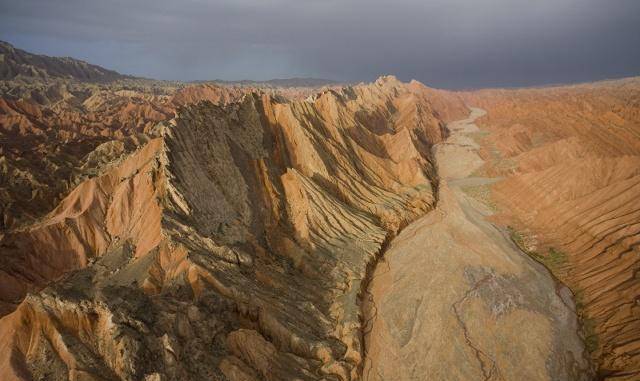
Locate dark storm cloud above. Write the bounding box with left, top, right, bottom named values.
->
left=1, top=0, right=639, bottom=88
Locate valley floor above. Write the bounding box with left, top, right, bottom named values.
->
left=361, top=109, right=593, bottom=380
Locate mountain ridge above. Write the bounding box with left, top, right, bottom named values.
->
left=0, top=40, right=128, bottom=82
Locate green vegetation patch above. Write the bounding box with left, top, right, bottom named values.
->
left=507, top=226, right=600, bottom=354
left=508, top=226, right=528, bottom=252
left=461, top=184, right=498, bottom=212
left=534, top=247, right=567, bottom=273
left=574, top=289, right=600, bottom=354
left=507, top=227, right=566, bottom=273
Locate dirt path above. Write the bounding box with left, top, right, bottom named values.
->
left=361, top=108, right=592, bottom=380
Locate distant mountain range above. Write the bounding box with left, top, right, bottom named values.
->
left=0, top=40, right=127, bottom=82
left=0, top=40, right=339, bottom=86
left=205, top=77, right=341, bottom=87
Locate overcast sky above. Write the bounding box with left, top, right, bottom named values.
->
left=1, top=0, right=639, bottom=88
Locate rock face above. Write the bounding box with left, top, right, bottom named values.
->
left=0, top=76, right=259, bottom=228
left=0, top=75, right=335, bottom=231
left=0, top=72, right=469, bottom=380
left=461, top=78, right=640, bottom=380
left=362, top=109, right=592, bottom=381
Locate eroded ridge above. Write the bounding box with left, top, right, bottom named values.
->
left=0, top=76, right=469, bottom=380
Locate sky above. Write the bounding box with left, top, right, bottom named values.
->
left=0, top=0, right=639, bottom=89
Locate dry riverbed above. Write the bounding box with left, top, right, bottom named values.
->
left=361, top=108, right=593, bottom=381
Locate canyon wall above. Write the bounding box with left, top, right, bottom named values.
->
left=0, top=76, right=468, bottom=380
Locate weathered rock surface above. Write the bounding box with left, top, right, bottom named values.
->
left=0, top=75, right=340, bottom=231
left=362, top=109, right=593, bottom=381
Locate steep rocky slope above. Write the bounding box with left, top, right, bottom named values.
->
left=0, top=75, right=469, bottom=380
left=0, top=80, right=270, bottom=231
left=461, top=78, right=640, bottom=380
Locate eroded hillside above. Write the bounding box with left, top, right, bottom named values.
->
left=0, top=75, right=469, bottom=380
left=362, top=108, right=592, bottom=381
left=461, top=78, right=640, bottom=380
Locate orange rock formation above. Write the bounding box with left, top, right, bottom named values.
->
left=0, top=72, right=471, bottom=380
